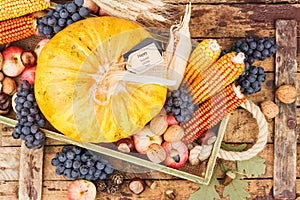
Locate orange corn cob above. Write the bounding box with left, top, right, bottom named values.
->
left=181, top=84, right=246, bottom=143
left=0, top=15, right=36, bottom=44
left=184, top=39, right=221, bottom=85
left=187, top=52, right=245, bottom=105
left=0, top=0, right=50, bottom=21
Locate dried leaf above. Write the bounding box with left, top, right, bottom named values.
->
left=237, top=156, right=266, bottom=178
left=223, top=174, right=251, bottom=200
left=221, top=142, right=247, bottom=152
left=189, top=169, right=220, bottom=200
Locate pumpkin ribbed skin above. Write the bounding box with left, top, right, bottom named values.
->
left=35, top=17, right=167, bottom=142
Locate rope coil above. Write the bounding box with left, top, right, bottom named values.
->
left=217, top=99, right=268, bottom=161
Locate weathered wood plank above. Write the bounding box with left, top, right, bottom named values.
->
left=0, top=181, right=18, bottom=200
left=190, top=4, right=300, bottom=38
left=274, top=20, right=297, bottom=199
left=39, top=179, right=299, bottom=200
left=1, top=179, right=299, bottom=200
left=166, top=0, right=300, bottom=3
left=0, top=147, right=20, bottom=181
left=18, top=142, right=44, bottom=200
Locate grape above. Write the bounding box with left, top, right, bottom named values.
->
left=51, top=145, right=114, bottom=181
left=79, top=7, right=90, bottom=17
left=53, top=25, right=63, bottom=33
left=43, top=26, right=53, bottom=35
left=164, top=87, right=195, bottom=122
left=74, top=0, right=84, bottom=6
left=51, top=158, right=60, bottom=166
left=59, top=9, right=69, bottom=19
left=58, top=153, right=67, bottom=163
left=66, top=3, right=77, bottom=13
left=64, top=159, right=73, bottom=169
left=80, top=165, right=89, bottom=175
left=12, top=130, right=20, bottom=139
left=55, top=4, right=64, bottom=12
left=47, top=16, right=57, bottom=26
left=58, top=18, right=67, bottom=27
left=71, top=13, right=81, bottom=22
left=53, top=11, right=60, bottom=19
left=64, top=169, right=72, bottom=178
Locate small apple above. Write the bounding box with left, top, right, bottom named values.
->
left=133, top=126, right=162, bottom=154
left=167, top=114, right=179, bottom=126
left=2, top=46, right=25, bottom=77
left=67, top=180, right=97, bottom=200
left=83, top=0, right=99, bottom=14
left=162, top=141, right=188, bottom=169
left=34, top=38, right=49, bottom=57
left=21, top=65, right=36, bottom=84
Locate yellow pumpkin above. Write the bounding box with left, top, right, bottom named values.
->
left=35, top=17, right=167, bottom=142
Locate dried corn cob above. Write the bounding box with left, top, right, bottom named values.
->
left=0, top=15, right=36, bottom=44
left=181, top=84, right=246, bottom=143
left=184, top=39, right=221, bottom=85
left=188, top=52, right=245, bottom=105
left=0, top=0, right=50, bottom=21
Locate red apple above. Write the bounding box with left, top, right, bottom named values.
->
left=133, top=126, right=162, bottom=154
left=162, top=141, right=188, bottom=169
left=67, top=180, right=97, bottom=200
left=21, top=66, right=36, bottom=84
left=34, top=38, right=49, bottom=57
left=2, top=46, right=25, bottom=77
left=167, top=114, right=179, bottom=126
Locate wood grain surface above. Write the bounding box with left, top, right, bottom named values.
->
left=274, top=20, right=298, bottom=199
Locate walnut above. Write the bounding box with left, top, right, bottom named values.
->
left=260, top=100, right=279, bottom=119
left=0, top=93, right=11, bottom=114
left=2, top=77, right=17, bottom=96
left=276, top=85, right=297, bottom=104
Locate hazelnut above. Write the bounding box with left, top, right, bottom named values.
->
left=20, top=51, right=37, bottom=67
left=149, top=114, right=168, bottom=136
left=223, top=171, right=236, bottom=186
left=0, top=93, right=11, bottom=114
left=199, top=130, right=217, bottom=145
left=0, top=52, right=3, bottom=71
left=115, top=138, right=134, bottom=153
left=165, top=189, right=176, bottom=200
left=146, top=143, right=167, bottom=163
left=128, top=178, right=145, bottom=194
left=163, top=125, right=184, bottom=142
left=0, top=72, right=4, bottom=82
left=198, top=144, right=213, bottom=161
left=2, top=77, right=17, bottom=96
left=276, top=85, right=297, bottom=104
left=145, top=180, right=157, bottom=190
left=260, top=100, right=279, bottom=119
left=189, top=145, right=202, bottom=166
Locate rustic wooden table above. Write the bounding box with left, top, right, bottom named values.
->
left=0, top=0, right=299, bottom=199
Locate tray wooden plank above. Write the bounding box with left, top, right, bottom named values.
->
left=1, top=144, right=299, bottom=181
left=274, top=20, right=298, bottom=199
left=18, top=142, right=44, bottom=200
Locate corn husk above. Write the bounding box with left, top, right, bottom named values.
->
left=165, top=3, right=192, bottom=91
left=92, top=0, right=182, bottom=26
